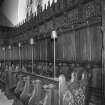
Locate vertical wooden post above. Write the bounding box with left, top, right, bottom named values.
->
left=9, top=45, right=12, bottom=64
left=102, top=0, right=105, bottom=99
left=3, top=47, right=5, bottom=67
left=51, top=30, right=58, bottom=78
left=54, top=38, right=56, bottom=78
left=10, top=47, right=12, bottom=63
left=32, top=45, right=34, bottom=73
left=30, top=38, right=34, bottom=73
left=46, top=39, right=48, bottom=70
left=18, top=43, right=21, bottom=68
left=40, top=42, right=41, bottom=61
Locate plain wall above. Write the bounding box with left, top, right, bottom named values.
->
left=1, top=0, right=19, bottom=25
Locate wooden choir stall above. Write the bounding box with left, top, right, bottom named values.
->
left=0, top=0, right=103, bottom=105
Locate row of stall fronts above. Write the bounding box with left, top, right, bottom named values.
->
left=2, top=68, right=94, bottom=105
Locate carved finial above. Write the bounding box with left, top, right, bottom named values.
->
left=44, top=4, right=46, bottom=10
left=48, top=1, right=50, bottom=7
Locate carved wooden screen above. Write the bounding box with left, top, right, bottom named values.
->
left=56, top=24, right=102, bottom=63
